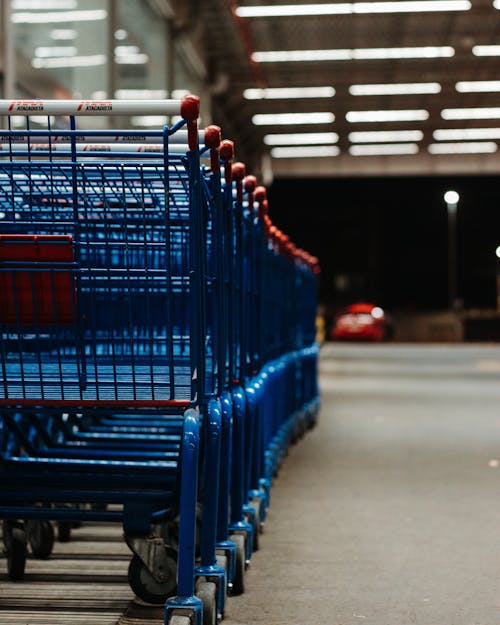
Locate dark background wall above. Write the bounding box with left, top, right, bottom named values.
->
left=268, top=175, right=500, bottom=313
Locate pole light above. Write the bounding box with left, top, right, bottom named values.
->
left=496, top=247, right=500, bottom=311
left=444, top=190, right=459, bottom=205
left=444, top=190, right=460, bottom=309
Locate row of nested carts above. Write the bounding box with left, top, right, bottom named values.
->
left=0, top=95, right=320, bottom=625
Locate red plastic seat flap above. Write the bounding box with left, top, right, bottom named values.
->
left=0, top=234, right=75, bottom=326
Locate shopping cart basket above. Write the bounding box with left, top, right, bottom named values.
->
left=0, top=97, right=224, bottom=625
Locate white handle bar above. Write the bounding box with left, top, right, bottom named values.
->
left=0, top=99, right=185, bottom=116
left=0, top=142, right=197, bottom=154
left=0, top=130, right=203, bottom=145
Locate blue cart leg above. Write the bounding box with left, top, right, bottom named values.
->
left=195, top=399, right=226, bottom=623
left=215, top=392, right=236, bottom=592
left=228, top=386, right=253, bottom=595
left=165, top=410, right=203, bottom=625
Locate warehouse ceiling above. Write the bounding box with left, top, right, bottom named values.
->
left=202, top=0, right=500, bottom=177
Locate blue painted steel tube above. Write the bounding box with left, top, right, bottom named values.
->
left=199, top=398, right=222, bottom=567
left=186, top=148, right=205, bottom=404
left=175, top=408, right=201, bottom=599
left=230, top=386, right=246, bottom=524
left=195, top=398, right=226, bottom=616
left=216, top=391, right=236, bottom=581
left=216, top=391, right=232, bottom=543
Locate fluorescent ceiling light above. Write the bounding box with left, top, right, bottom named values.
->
left=270, top=146, right=340, bottom=158
left=264, top=132, right=339, bottom=145
left=114, top=45, right=148, bottom=65
left=12, top=9, right=107, bottom=23
left=349, top=130, right=424, bottom=142
left=349, top=143, right=419, bottom=155
left=252, top=112, right=334, bottom=125
left=237, top=1, right=470, bottom=17
left=349, top=82, right=441, bottom=95
left=253, top=50, right=350, bottom=62
left=32, top=54, right=106, bottom=69
left=12, top=0, right=76, bottom=8
left=428, top=142, right=498, bottom=154
left=456, top=81, right=500, bottom=92
left=346, top=109, right=429, bottom=122
left=114, top=45, right=140, bottom=56
left=115, top=89, right=168, bottom=99
left=433, top=128, right=500, bottom=140
left=472, top=45, right=500, bottom=56
left=441, top=108, right=500, bottom=120
left=115, top=54, right=149, bottom=65
left=34, top=46, right=77, bottom=58
left=353, top=0, right=469, bottom=11
left=252, top=47, right=454, bottom=62
left=50, top=28, right=76, bottom=40
left=244, top=87, right=335, bottom=99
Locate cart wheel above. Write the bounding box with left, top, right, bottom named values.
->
left=196, top=580, right=217, bottom=625
left=249, top=500, right=261, bottom=550
left=216, top=553, right=228, bottom=574
left=228, top=534, right=245, bottom=596
left=215, top=554, right=228, bottom=606
left=169, top=617, right=191, bottom=625
left=27, top=520, right=54, bottom=559
left=57, top=521, right=72, bottom=543
left=128, top=549, right=177, bottom=604
left=5, top=525, right=27, bottom=581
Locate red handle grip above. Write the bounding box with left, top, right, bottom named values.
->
left=220, top=140, right=234, bottom=184
left=204, top=125, right=221, bottom=174
left=232, top=162, right=246, bottom=202
left=244, top=175, right=257, bottom=212
left=180, top=95, right=200, bottom=151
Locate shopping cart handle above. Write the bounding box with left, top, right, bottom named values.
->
left=180, top=95, right=200, bottom=151
left=244, top=176, right=256, bottom=193
left=220, top=140, right=235, bottom=184
left=254, top=186, right=266, bottom=202
left=262, top=213, right=271, bottom=232
left=204, top=125, right=221, bottom=173
left=244, top=175, right=257, bottom=214
left=232, top=162, right=246, bottom=203
left=255, top=186, right=268, bottom=218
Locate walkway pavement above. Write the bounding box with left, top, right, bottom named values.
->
left=224, top=343, right=500, bottom=625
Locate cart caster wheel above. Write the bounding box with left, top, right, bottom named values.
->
left=57, top=521, right=72, bottom=543
left=3, top=522, right=27, bottom=581
left=169, top=617, right=191, bottom=625
left=228, top=534, right=245, bottom=596
left=249, top=500, right=262, bottom=550
left=216, top=556, right=229, bottom=608
left=252, top=520, right=259, bottom=552
left=128, top=549, right=177, bottom=604
left=196, top=580, right=217, bottom=625
left=27, top=520, right=54, bottom=559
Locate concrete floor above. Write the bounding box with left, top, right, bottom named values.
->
left=223, top=343, right=500, bottom=625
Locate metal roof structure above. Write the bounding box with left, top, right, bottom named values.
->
left=203, top=0, right=500, bottom=176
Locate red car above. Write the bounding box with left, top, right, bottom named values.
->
left=331, top=302, right=386, bottom=341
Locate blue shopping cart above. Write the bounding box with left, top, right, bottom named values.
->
left=0, top=97, right=228, bottom=625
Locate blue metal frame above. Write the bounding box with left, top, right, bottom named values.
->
left=0, top=101, right=321, bottom=625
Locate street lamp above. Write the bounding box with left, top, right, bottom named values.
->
left=496, top=247, right=500, bottom=311
left=444, top=190, right=460, bottom=309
